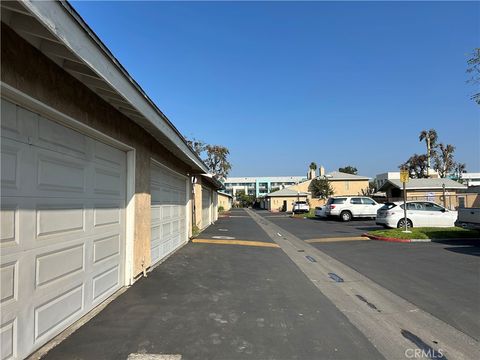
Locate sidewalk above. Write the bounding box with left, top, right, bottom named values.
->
left=42, top=209, right=382, bottom=360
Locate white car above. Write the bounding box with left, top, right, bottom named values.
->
left=292, top=201, right=309, bottom=214
left=325, top=196, right=383, bottom=222
left=314, top=206, right=327, bottom=218
left=376, top=201, right=458, bottom=229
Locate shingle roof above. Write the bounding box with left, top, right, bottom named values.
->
left=325, top=171, right=370, bottom=180
left=266, top=188, right=310, bottom=197
left=379, top=178, right=467, bottom=191
left=225, top=176, right=306, bottom=183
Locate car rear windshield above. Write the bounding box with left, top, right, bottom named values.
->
left=379, top=203, right=397, bottom=210
left=327, top=198, right=347, bottom=205
left=295, top=201, right=307, bottom=205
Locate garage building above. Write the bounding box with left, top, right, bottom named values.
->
left=0, top=1, right=220, bottom=358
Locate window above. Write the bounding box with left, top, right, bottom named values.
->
left=424, top=202, right=444, bottom=212
left=458, top=197, right=466, bottom=208
left=350, top=198, right=362, bottom=205
left=401, top=202, right=424, bottom=210
left=362, top=198, right=376, bottom=205
left=328, top=197, right=347, bottom=205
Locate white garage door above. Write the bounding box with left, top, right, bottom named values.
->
left=0, top=99, right=126, bottom=360
left=202, top=186, right=212, bottom=229
left=150, top=162, right=188, bottom=267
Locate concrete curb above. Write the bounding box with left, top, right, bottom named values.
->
left=362, top=233, right=431, bottom=243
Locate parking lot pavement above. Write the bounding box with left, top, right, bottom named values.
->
left=44, top=209, right=383, bottom=360
left=312, top=239, right=480, bottom=340
left=198, top=208, right=275, bottom=243
left=255, top=210, right=382, bottom=240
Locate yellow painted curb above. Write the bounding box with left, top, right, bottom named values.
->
left=305, top=236, right=367, bottom=243
left=192, top=239, right=280, bottom=248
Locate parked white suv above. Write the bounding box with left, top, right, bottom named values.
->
left=292, top=201, right=309, bottom=214
left=325, top=196, right=383, bottom=222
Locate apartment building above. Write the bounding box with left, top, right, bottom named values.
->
left=374, top=172, right=400, bottom=190
left=224, top=176, right=307, bottom=198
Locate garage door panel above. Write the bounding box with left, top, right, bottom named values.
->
left=93, top=167, right=124, bottom=198
left=151, top=205, right=161, bottom=226
left=0, top=205, right=18, bottom=248
left=93, top=205, right=121, bottom=229
left=91, top=265, right=119, bottom=303
left=1, top=261, right=17, bottom=306
left=202, top=187, right=212, bottom=229
left=1, top=98, right=21, bottom=140
left=0, top=101, right=127, bottom=359
left=33, top=284, right=84, bottom=342
left=1, top=99, right=33, bottom=145
left=93, top=140, right=125, bottom=170
left=0, top=318, right=16, bottom=360
left=150, top=162, right=187, bottom=266
left=93, top=235, right=120, bottom=264
left=35, top=244, right=85, bottom=288
left=36, top=153, right=86, bottom=194
left=36, top=205, right=86, bottom=239
left=37, top=116, right=88, bottom=161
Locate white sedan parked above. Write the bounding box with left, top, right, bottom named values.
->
left=314, top=206, right=327, bottom=218
left=376, top=201, right=458, bottom=228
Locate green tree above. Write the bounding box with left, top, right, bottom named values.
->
left=433, top=143, right=456, bottom=178
left=270, top=187, right=280, bottom=193
left=309, top=162, right=317, bottom=171
left=338, top=166, right=357, bottom=175
left=361, top=181, right=377, bottom=196
left=467, top=48, right=480, bottom=104
left=235, top=190, right=255, bottom=208
left=309, top=178, right=334, bottom=199
left=452, top=163, right=467, bottom=183
left=204, top=145, right=232, bottom=180
left=400, top=154, right=428, bottom=179
left=186, top=137, right=232, bottom=180
left=419, top=129, right=438, bottom=176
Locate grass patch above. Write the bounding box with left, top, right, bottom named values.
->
left=191, top=225, right=200, bottom=238
left=292, top=209, right=317, bottom=219
left=368, top=227, right=480, bottom=240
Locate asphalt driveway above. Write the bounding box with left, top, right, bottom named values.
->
left=256, top=209, right=480, bottom=340
left=311, top=239, right=480, bottom=341
left=43, top=209, right=383, bottom=360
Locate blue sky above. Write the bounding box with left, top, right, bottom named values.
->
left=72, top=1, right=479, bottom=177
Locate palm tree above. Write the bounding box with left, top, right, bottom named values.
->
left=453, top=162, right=467, bottom=183
left=309, top=162, right=317, bottom=171
left=433, top=143, right=456, bottom=178
left=419, top=129, right=438, bottom=176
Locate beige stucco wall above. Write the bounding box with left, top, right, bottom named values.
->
left=193, top=178, right=220, bottom=229
left=218, top=193, right=232, bottom=211
left=268, top=195, right=309, bottom=212
left=1, top=24, right=199, bottom=277
left=290, top=178, right=369, bottom=198
left=194, top=178, right=204, bottom=230
left=330, top=180, right=369, bottom=196
left=309, top=198, right=327, bottom=208
left=405, top=190, right=478, bottom=210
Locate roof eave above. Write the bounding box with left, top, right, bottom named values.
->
left=8, top=0, right=208, bottom=173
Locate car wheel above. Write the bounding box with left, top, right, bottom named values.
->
left=397, top=218, right=413, bottom=229
left=340, top=211, right=352, bottom=222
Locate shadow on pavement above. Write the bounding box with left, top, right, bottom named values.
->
left=432, top=238, right=480, bottom=257
left=443, top=246, right=480, bottom=257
